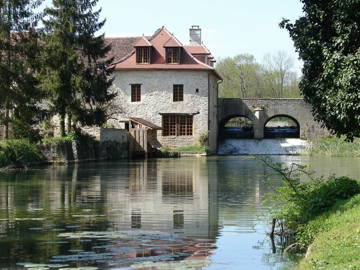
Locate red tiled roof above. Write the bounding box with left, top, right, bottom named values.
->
left=112, top=27, right=218, bottom=73
left=163, top=36, right=182, bottom=47
left=184, top=45, right=211, bottom=55
left=134, top=36, right=152, bottom=47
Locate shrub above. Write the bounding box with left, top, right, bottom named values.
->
left=199, top=133, right=209, bottom=147
left=271, top=176, right=360, bottom=231
left=0, top=140, right=44, bottom=167
left=263, top=158, right=360, bottom=234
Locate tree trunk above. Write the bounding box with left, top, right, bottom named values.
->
left=60, top=113, right=66, bottom=137
left=67, top=113, right=72, bottom=134
left=3, top=107, right=9, bottom=140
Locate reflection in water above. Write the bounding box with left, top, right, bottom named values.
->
left=0, top=156, right=357, bottom=269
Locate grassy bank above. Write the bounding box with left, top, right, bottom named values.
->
left=298, top=194, right=360, bottom=269
left=161, top=145, right=207, bottom=153
left=309, top=137, right=360, bottom=157
left=264, top=159, right=360, bottom=269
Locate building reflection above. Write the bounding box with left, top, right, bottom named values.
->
left=104, top=159, right=218, bottom=239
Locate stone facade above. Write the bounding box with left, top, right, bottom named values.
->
left=109, top=70, right=218, bottom=148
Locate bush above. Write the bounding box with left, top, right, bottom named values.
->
left=271, top=175, right=360, bottom=231
left=262, top=158, right=360, bottom=234
left=198, top=133, right=209, bottom=147
left=0, top=140, right=44, bottom=167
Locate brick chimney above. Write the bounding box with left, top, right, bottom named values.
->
left=189, top=25, right=202, bottom=45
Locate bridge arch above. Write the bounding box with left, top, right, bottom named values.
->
left=264, top=114, right=300, bottom=139
left=219, top=115, right=255, bottom=139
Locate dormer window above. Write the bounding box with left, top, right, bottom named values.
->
left=136, top=47, right=150, bottom=63
left=166, top=47, right=181, bottom=63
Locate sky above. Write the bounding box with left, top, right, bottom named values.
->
left=43, top=0, right=304, bottom=73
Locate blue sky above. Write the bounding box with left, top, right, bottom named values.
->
left=43, top=0, right=304, bottom=72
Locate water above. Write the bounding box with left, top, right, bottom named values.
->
left=0, top=156, right=359, bottom=270
left=218, top=139, right=309, bottom=155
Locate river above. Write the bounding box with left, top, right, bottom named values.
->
left=0, top=156, right=359, bottom=270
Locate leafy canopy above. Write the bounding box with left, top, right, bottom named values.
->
left=40, top=0, right=115, bottom=136
left=281, top=0, right=360, bottom=140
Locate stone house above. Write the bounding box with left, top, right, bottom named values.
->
left=106, top=26, right=221, bottom=149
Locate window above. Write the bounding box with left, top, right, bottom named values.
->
left=162, top=115, right=193, bottom=136
left=173, top=210, right=184, bottom=229
left=173, top=84, right=183, bottom=102
left=166, top=47, right=180, bottom=63
left=131, top=84, right=141, bottom=102
left=136, top=47, right=150, bottom=63
left=131, top=209, right=141, bottom=229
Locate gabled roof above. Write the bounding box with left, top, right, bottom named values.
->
left=111, top=27, right=217, bottom=73
left=134, top=36, right=152, bottom=47
left=163, top=36, right=182, bottom=47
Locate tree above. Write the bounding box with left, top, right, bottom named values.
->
left=216, top=53, right=300, bottom=98
left=40, top=0, right=115, bottom=136
left=281, top=0, right=360, bottom=139
left=0, top=0, right=44, bottom=140
left=262, top=51, right=295, bottom=98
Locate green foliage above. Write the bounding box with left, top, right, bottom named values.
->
left=309, top=137, right=360, bottom=157
left=0, top=0, right=45, bottom=140
left=281, top=1, right=360, bottom=140
left=198, top=133, right=209, bottom=147
left=264, top=159, right=360, bottom=235
left=0, top=140, right=44, bottom=167
left=161, top=145, right=207, bottom=153
left=41, top=132, right=95, bottom=145
left=39, top=0, right=115, bottom=136
left=216, top=52, right=300, bottom=98
left=298, top=194, right=360, bottom=269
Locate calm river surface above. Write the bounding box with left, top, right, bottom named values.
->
left=0, top=156, right=359, bottom=270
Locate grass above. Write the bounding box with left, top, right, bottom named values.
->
left=41, top=135, right=74, bottom=144
left=309, top=137, right=360, bottom=157
left=161, top=145, right=207, bottom=153
left=298, top=194, right=360, bottom=270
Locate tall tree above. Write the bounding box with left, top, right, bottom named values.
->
left=40, top=0, right=115, bottom=136
left=0, top=0, right=44, bottom=140
left=262, top=51, right=295, bottom=98
left=216, top=53, right=300, bottom=98
left=281, top=0, right=360, bottom=139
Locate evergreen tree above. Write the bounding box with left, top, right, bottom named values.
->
left=40, top=0, right=115, bottom=136
left=0, top=0, right=44, bottom=140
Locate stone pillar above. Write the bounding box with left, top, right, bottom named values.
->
left=253, top=107, right=265, bottom=139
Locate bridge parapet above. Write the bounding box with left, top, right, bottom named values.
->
left=217, top=98, right=328, bottom=140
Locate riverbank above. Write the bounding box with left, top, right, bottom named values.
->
left=160, top=145, right=207, bottom=156
left=308, top=137, right=360, bottom=157
left=266, top=162, right=360, bottom=269
left=0, top=135, right=127, bottom=170
left=298, top=194, right=360, bottom=269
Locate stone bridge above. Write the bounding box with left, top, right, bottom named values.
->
left=208, top=98, right=328, bottom=153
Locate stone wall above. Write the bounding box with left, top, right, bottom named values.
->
left=41, top=129, right=129, bottom=163
left=216, top=98, right=329, bottom=142
left=109, top=70, right=214, bottom=148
